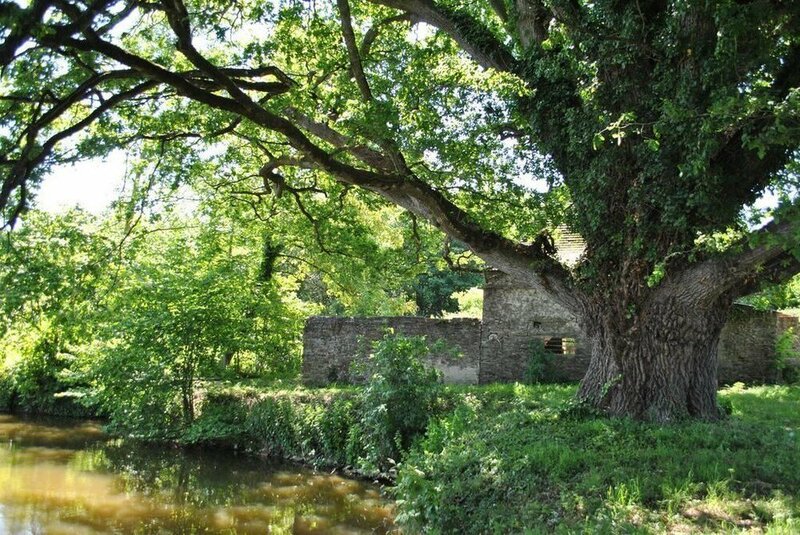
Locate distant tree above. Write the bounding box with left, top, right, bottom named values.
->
left=409, top=268, right=482, bottom=317
left=406, top=239, right=484, bottom=316
left=0, top=210, right=113, bottom=412
left=91, top=219, right=308, bottom=435
left=2, top=1, right=799, bottom=421
left=740, top=275, right=800, bottom=311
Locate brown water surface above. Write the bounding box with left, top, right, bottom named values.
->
left=0, top=414, right=395, bottom=534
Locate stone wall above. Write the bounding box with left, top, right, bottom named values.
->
left=480, top=270, right=589, bottom=383
left=302, top=271, right=795, bottom=386
left=716, top=307, right=777, bottom=384
left=302, top=316, right=481, bottom=386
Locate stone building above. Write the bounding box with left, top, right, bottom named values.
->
left=302, top=270, right=795, bottom=386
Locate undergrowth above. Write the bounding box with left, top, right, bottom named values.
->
left=184, top=333, right=442, bottom=476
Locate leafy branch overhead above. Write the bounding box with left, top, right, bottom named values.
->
left=0, top=0, right=573, bottom=303
left=1, top=0, right=799, bottom=419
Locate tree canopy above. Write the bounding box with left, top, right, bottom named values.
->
left=1, top=0, right=799, bottom=421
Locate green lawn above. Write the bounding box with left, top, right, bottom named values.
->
left=394, top=383, right=800, bottom=534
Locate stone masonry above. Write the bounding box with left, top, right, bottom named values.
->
left=302, top=270, right=795, bottom=386
left=302, top=316, right=481, bottom=386
left=480, top=269, right=588, bottom=383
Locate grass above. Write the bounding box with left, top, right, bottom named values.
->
left=394, top=383, right=800, bottom=534
left=183, top=381, right=800, bottom=532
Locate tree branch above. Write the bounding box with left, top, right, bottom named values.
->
left=658, top=217, right=800, bottom=307
left=11, top=0, right=579, bottom=311
left=0, top=0, right=55, bottom=68
left=361, top=13, right=412, bottom=59
left=1, top=79, right=157, bottom=225
left=335, top=0, right=408, bottom=173
left=282, top=107, right=396, bottom=172
left=369, top=0, right=517, bottom=72
left=488, top=0, right=508, bottom=23
left=514, top=0, right=552, bottom=48
left=337, top=0, right=373, bottom=101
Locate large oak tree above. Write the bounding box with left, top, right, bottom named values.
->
left=2, top=0, right=799, bottom=422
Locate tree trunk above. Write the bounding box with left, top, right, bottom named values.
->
left=181, top=384, right=194, bottom=424
left=576, top=295, right=729, bottom=423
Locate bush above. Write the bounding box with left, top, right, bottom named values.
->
left=183, top=391, right=251, bottom=445
left=184, top=388, right=366, bottom=468
left=5, top=341, right=95, bottom=417
left=245, top=397, right=302, bottom=457
left=357, top=333, right=442, bottom=472
left=318, top=395, right=361, bottom=465
left=0, top=368, right=13, bottom=412
left=523, top=339, right=557, bottom=384
left=185, top=334, right=443, bottom=475
left=776, top=328, right=800, bottom=384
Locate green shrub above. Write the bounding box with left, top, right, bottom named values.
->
left=182, top=388, right=367, bottom=469
left=776, top=328, right=800, bottom=384
left=5, top=342, right=95, bottom=417
left=357, top=333, right=442, bottom=472
left=0, top=368, right=13, bottom=412
left=318, top=396, right=361, bottom=465
left=523, top=339, right=556, bottom=384
left=184, top=392, right=251, bottom=445
left=244, top=397, right=300, bottom=457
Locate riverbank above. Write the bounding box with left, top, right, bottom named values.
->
left=189, top=385, right=800, bottom=533
left=187, top=382, right=800, bottom=533
left=3, top=380, right=799, bottom=533
left=179, top=383, right=540, bottom=476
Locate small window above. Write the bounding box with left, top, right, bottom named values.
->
left=544, top=337, right=577, bottom=356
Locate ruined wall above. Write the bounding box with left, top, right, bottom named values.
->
left=480, top=270, right=589, bottom=383
left=302, top=271, right=794, bottom=386
left=716, top=308, right=793, bottom=384
left=302, top=316, right=481, bottom=386
left=483, top=271, right=789, bottom=385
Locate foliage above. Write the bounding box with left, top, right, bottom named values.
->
left=0, top=200, right=451, bottom=432
left=7, top=339, right=92, bottom=417
left=356, top=333, right=442, bottom=471
left=88, top=220, right=310, bottom=437
left=523, top=338, right=557, bottom=385
left=186, top=334, right=443, bottom=474
left=1, top=0, right=798, bottom=419
left=776, top=328, right=800, bottom=385
left=0, top=210, right=112, bottom=416
left=405, top=241, right=484, bottom=317
left=184, top=388, right=366, bottom=469
left=0, top=208, right=321, bottom=426
left=157, top=383, right=800, bottom=533
left=408, top=268, right=484, bottom=317
left=182, top=390, right=252, bottom=446
left=394, top=384, right=800, bottom=533
left=449, top=287, right=484, bottom=319
left=2, top=0, right=797, bottom=283
left=740, top=275, right=800, bottom=311
left=0, top=366, right=13, bottom=412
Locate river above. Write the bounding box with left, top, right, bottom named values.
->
left=0, top=414, right=396, bottom=534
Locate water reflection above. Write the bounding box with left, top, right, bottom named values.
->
left=0, top=414, right=395, bottom=534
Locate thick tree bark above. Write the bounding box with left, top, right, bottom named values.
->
left=577, top=295, right=729, bottom=422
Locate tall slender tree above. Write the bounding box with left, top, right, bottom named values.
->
left=1, top=0, right=799, bottom=421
